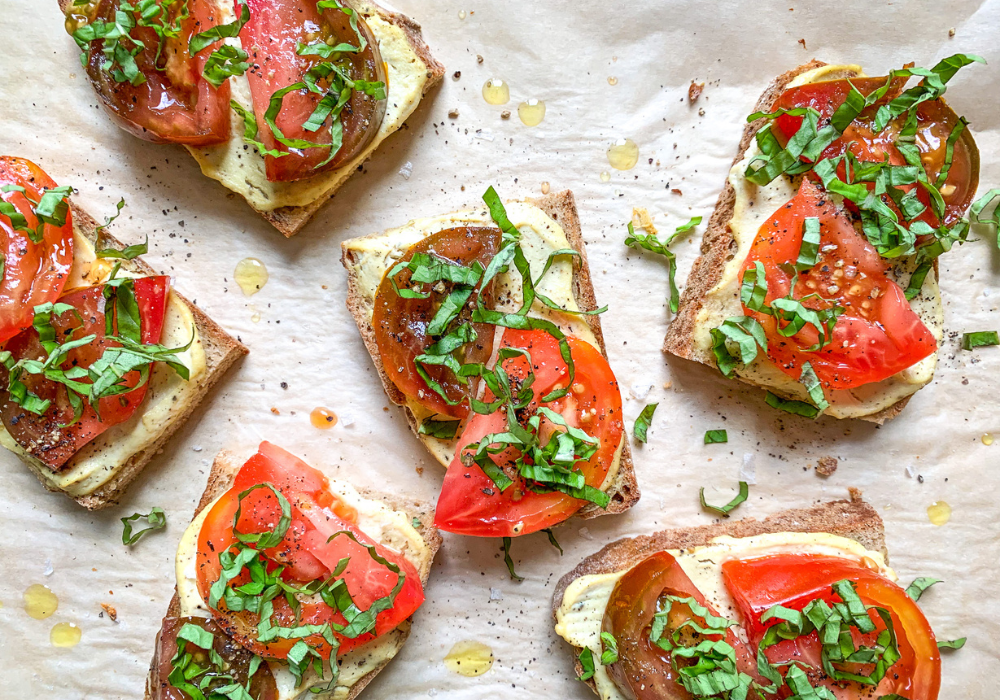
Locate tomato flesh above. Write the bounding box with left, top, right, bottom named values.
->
left=372, top=226, right=502, bottom=419
left=722, top=554, right=941, bottom=699
left=433, top=329, right=623, bottom=537
left=773, top=74, right=978, bottom=228
left=196, top=441, right=425, bottom=659
left=0, top=276, right=170, bottom=470
left=151, top=615, right=278, bottom=700
left=742, top=179, right=935, bottom=390
left=80, top=0, right=231, bottom=145
left=240, top=0, right=387, bottom=181
left=0, top=157, right=74, bottom=344
left=603, top=552, right=757, bottom=700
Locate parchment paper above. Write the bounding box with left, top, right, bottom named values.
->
left=1, top=0, right=998, bottom=697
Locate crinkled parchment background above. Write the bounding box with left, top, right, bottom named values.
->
left=1, top=0, right=998, bottom=697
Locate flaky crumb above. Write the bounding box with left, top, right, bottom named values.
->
left=688, top=80, right=704, bottom=103
left=100, top=603, right=118, bottom=622
left=270, top=407, right=280, bottom=415
left=631, top=207, right=657, bottom=236
left=848, top=486, right=863, bottom=502
left=816, top=456, right=838, bottom=477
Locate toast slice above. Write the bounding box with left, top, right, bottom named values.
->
left=10, top=203, right=247, bottom=509
left=145, top=449, right=443, bottom=700
left=341, top=190, right=640, bottom=523
left=552, top=497, right=885, bottom=696
left=663, top=61, right=932, bottom=424
left=57, top=0, right=444, bottom=238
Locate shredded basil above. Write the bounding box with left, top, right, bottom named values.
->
left=577, top=647, right=596, bottom=681
left=599, top=631, right=619, bottom=665
left=188, top=0, right=248, bottom=55
left=417, top=418, right=461, bottom=439
left=699, top=481, right=748, bottom=518
left=961, top=331, right=999, bottom=350
left=543, top=528, right=563, bottom=555
left=121, top=507, right=166, bottom=545
left=0, top=183, right=73, bottom=244
left=624, top=217, right=702, bottom=313
left=96, top=234, right=148, bottom=260
left=765, top=391, right=820, bottom=419
left=905, top=577, right=942, bottom=602
left=938, top=637, right=967, bottom=650
left=710, top=316, right=767, bottom=376
left=633, top=402, right=658, bottom=443
left=971, top=189, right=1000, bottom=247
left=795, top=216, right=821, bottom=271
left=502, top=536, right=523, bottom=582
left=704, top=429, right=728, bottom=444
left=202, top=44, right=250, bottom=88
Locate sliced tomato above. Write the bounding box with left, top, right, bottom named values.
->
left=196, top=442, right=425, bottom=660
left=742, top=179, right=935, bottom=390
left=433, top=329, right=623, bottom=538
left=722, top=554, right=940, bottom=700
left=79, top=0, right=231, bottom=145
left=150, top=615, right=278, bottom=700
left=773, top=74, right=979, bottom=227
left=239, top=0, right=387, bottom=181
left=372, top=226, right=502, bottom=419
left=0, top=157, right=74, bottom=344
left=603, top=552, right=758, bottom=700
left=0, top=276, right=170, bottom=470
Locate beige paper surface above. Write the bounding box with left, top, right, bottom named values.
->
left=1, top=0, right=998, bottom=696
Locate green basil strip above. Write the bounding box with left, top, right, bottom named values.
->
left=188, top=0, right=249, bottom=55
left=502, top=536, right=523, bottom=582
left=482, top=186, right=521, bottom=239
left=417, top=418, right=460, bottom=439
left=795, top=216, right=821, bottom=271
left=961, top=331, right=999, bottom=350
left=765, top=391, right=820, bottom=419
left=905, top=577, right=942, bottom=602
left=176, top=622, right=214, bottom=650
left=624, top=217, right=701, bottom=313
left=904, top=259, right=933, bottom=301
left=543, top=528, right=563, bottom=555
left=799, top=362, right=829, bottom=412
left=699, top=481, right=749, bottom=518
left=633, top=402, right=658, bottom=443
left=971, top=188, right=1000, bottom=248
left=740, top=260, right=769, bottom=311
left=704, top=429, right=728, bottom=444
left=710, top=316, right=767, bottom=376
left=874, top=54, right=985, bottom=133
left=93, top=197, right=126, bottom=234
left=577, top=647, right=596, bottom=680
left=96, top=234, right=148, bottom=260
left=232, top=483, right=292, bottom=549
left=323, top=530, right=406, bottom=639
left=599, top=631, right=619, bottom=665
left=230, top=100, right=288, bottom=159
left=120, top=506, right=166, bottom=545
left=938, top=637, right=967, bottom=650
left=202, top=44, right=250, bottom=87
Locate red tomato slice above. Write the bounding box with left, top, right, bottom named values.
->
left=196, top=442, right=425, bottom=659
left=773, top=74, right=978, bottom=228
left=722, top=554, right=940, bottom=700
left=80, top=0, right=231, bottom=145
left=239, top=0, right=387, bottom=182
left=603, top=551, right=759, bottom=700
left=742, top=179, right=935, bottom=390
left=0, top=276, right=170, bottom=470
left=433, top=329, right=624, bottom=538
left=0, top=157, right=74, bottom=344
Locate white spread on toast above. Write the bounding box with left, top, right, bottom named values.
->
left=688, top=64, right=944, bottom=419
left=186, top=0, right=432, bottom=212
left=175, top=478, right=433, bottom=700
left=0, top=229, right=207, bottom=497
left=342, top=200, right=624, bottom=491
left=554, top=531, right=894, bottom=700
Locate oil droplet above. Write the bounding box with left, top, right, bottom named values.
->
left=607, top=138, right=639, bottom=170
left=599, top=171, right=611, bottom=183
left=23, top=584, right=58, bottom=620
left=540, top=181, right=551, bottom=195
left=458, top=9, right=466, bottom=19
left=51, top=622, right=82, bottom=648
left=444, top=640, right=494, bottom=677
left=310, top=407, right=338, bottom=429
left=234, top=257, right=268, bottom=297
left=607, top=76, right=618, bottom=86
left=982, top=433, right=993, bottom=446
left=482, top=79, right=510, bottom=105
left=927, top=501, right=952, bottom=526
left=517, top=99, right=546, bottom=127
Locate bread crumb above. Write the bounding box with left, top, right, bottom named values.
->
left=631, top=207, right=657, bottom=236
left=671, top=188, right=683, bottom=196
left=688, top=80, right=704, bottom=103
left=948, top=27, right=956, bottom=37
left=452, top=71, right=461, bottom=80
left=848, top=486, right=863, bottom=502
left=662, top=381, right=672, bottom=389
left=448, top=108, right=459, bottom=119
left=270, top=407, right=280, bottom=415
left=798, top=38, right=807, bottom=49
left=415, top=466, right=424, bottom=475
left=501, top=110, right=511, bottom=119
left=816, top=456, right=838, bottom=477
left=100, top=603, right=117, bottom=622
left=477, top=54, right=484, bottom=64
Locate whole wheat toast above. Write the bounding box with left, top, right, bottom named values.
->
left=20, top=203, right=248, bottom=510
left=341, top=190, right=640, bottom=523
left=55, top=0, right=444, bottom=238
left=662, top=60, right=914, bottom=425
left=145, top=449, right=443, bottom=700
left=551, top=497, right=886, bottom=695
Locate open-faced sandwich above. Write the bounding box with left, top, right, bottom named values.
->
left=0, top=155, right=246, bottom=508
left=665, top=55, right=995, bottom=421
left=148, top=441, right=440, bottom=699
left=342, top=188, right=639, bottom=540
left=61, top=0, right=443, bottom=236
left=554, top=498, right=955, bottom=700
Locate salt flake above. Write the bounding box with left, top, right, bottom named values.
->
left=739, top=453, right=757, bottom=485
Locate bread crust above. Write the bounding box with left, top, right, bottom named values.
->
left=662, top=60, right=912, bottom=424
left=551, top=498, right=886, bottom=695
left=55, top=0, right=444, bottom=238
left=340, top=189, right=640, bottom=525
left=145, top=449, right=443, bottom=700
left=22, top=203, right=248, bottom=509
